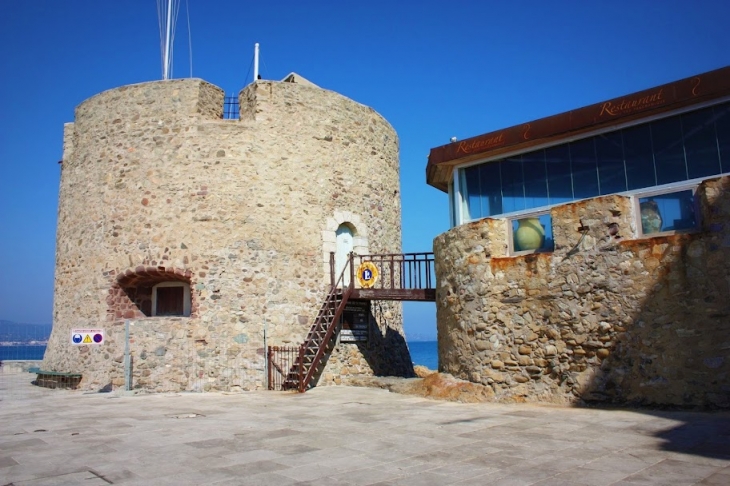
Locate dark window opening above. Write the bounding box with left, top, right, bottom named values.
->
left=156, top=286, right=184, bottom=316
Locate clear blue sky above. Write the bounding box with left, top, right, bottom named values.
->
left=0, top=1, right=728, bottom=340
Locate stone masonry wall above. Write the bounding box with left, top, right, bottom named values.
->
left=434, top=177, right=730, bottom=408
left=45, top=77, right=409, bottom=392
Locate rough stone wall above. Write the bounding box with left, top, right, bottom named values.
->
left=45, top=77, right=409, bottom=392
left=434, top=177, right=730, bottom=408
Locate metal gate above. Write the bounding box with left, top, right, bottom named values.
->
left=267, top=346, right=301, bottom=391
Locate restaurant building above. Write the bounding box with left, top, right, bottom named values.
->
left=428, top=66, right=730, bottom=407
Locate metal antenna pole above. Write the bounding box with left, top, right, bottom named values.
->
left=254, top=43, right=260, bottom=81
left=163, top=0, right=173, bottom=79
left=124, top=319, right=131, bottom=391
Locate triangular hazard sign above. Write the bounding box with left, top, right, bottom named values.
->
left=83, top=334, right=92, bottom=343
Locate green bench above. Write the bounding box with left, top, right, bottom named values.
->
left=32, top=370, right=83, bottom=390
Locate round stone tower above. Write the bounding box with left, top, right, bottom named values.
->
left=44, top=75, right=411, bottom=391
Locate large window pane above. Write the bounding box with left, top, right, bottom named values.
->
left=522, top=150, right=549, bottom=209
left=652, top=116, right=686, bottom=185
left=545, top=145, right=573, bottom=205
left=713, top=104, right=730, bottom=174
left=501, top=157, right=525, bottom=213
left=570, top=138, right=600, bottom=199
left=595, top=131, right=626, bottom=194
left=478, top=162, right=503, bottom=216
left=623, top=124, right=655, bottom=190
left=463, top=165, right=482, bottom=220
left=683, top=107, right=721, bottom=179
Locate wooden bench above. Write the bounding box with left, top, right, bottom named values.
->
left=33, top=370, right=82, bottom=390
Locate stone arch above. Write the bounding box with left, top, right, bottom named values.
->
left=322, top=211, right=369, bottom=283
left=107, top=266, right=195, bottom=321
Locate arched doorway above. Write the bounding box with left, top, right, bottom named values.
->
left=335, top=224, right=354, bottom=286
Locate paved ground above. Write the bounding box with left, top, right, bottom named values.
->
left=1, top=372, right=729, bottom=486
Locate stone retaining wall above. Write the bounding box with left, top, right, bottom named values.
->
left=434, top=176, right=730, bottom=408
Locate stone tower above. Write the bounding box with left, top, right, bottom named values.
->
left=43, top=75, right=412, bottom=391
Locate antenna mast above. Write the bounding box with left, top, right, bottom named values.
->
left=254, top=43, right=260, bottom=82
left=163, top=0, right=173, bottom=80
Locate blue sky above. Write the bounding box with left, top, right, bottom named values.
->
left=0, top=1, right=728, bottom=340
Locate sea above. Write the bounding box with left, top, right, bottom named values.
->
left=0, top=342, right=438, bottom=370
left=0, top=345, right=46, bottom=361
left=408, top=340, right=438, bottom=370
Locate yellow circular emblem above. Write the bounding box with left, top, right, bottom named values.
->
left=356, top=262, right=379, bottom=288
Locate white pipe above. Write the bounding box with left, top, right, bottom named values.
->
left=254, top=43, right=259, bottom=81
left=163, top=0, right=173, bottom=79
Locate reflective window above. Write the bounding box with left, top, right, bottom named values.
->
left=623, top=124, right=655, bottom=190
left=652, top=116, right=686, bottom=185
left=570, top=138, right=599, bottom=199
left=595, top=131, right=627, bottom=195
left=502, top=156, right=526, bottom=213
left=457, top=100, right=729, bottom=224
left=638, top=189, right=697, bottom=236
left=715, top=105, right=730, bottom=173
left=545, top=145, right=573, bottom=205
left=511, top=214, right=554, bottom=254
left=683, top=107, right=722, bottom=179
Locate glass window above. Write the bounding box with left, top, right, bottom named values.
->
left=452, top=101, right=729, bottom=228
left=715, top=104, right=730, bottom=174
left=501, top=157, right=525, bottom=213
left=545, top=145, right=573, bottom=205
left=522, top=150, right=549, bottom=210
left=511, top=213, right=554, bottom=253
left=479, top=162, right=503, bottom=216
left=683, top=107, right=721, bottom=179
left=570, top=138, right=600, bottom=199
left=463, top=165, right=482, bottom=220
left=623, top=124, right=655, bottom=190
left=595, top=131, right=627, bottom=195
left=638, top=189, right=697, bottom=236
left=652, top=116, right=686, bottom=185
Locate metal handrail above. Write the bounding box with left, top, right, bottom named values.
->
left=350, top=252, right=435, bottom=291
left=298, top=253, right=354, bottom=391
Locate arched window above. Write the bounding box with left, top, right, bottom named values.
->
left=109, top=267, right=194, bottom=320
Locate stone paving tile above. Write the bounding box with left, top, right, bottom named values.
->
left=619, top=458, right=721, bottom=485
left=578, top=451, right=661, bottom=474
left=328, top=465, right=407, bottom=485
left=386, top=470, right=464, bottom=485
left=552, top=465, right=640, bottom=485
left=9, top=470, right=112, bottom=486
left=625, top=447, right=730, bottom=468
left=427, top=461, right=500, bottom=481
left=1, top=385, right=729, bottom=485
left=272, top=444, right=359, bottom=467
left=368, top=456, right=434, bottom=475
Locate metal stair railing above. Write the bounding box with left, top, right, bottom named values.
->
left=281, top=253, right=354, bottom=392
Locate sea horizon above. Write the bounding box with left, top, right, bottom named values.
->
left=1, top=340, right=439, bottom=371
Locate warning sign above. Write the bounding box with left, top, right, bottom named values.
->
left=70, top=329, right=104, bottom=345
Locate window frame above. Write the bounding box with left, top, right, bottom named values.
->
left=507, top=210, right=554, bottom=256
left=151, top=281, right=191, bottom=317
left=448, top=96, right=730, bottom=228
left=631, top=183, right=701, bottom=239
